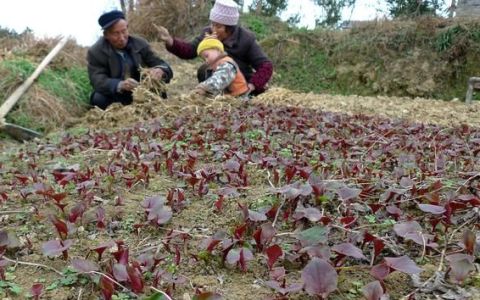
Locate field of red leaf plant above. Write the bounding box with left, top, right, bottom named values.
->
left=1, top=89, right=480, bottom=300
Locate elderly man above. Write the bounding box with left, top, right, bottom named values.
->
left=87, top=10, right=173, bottom=110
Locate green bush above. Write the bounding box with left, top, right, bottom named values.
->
left=262, top=18, right=480, bottom=100
left=241, top=13, right=290, bottom=40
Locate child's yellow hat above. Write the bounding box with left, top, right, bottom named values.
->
left=197, top=38, right=224, bottom=56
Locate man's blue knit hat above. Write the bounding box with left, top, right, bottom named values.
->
left=98, top=10, right=125, bottom=30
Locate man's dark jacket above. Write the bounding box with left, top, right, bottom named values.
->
left=87, top=35, right=173, bottom=98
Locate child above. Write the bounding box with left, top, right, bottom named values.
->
left=193, top=38, right=250, bottom=98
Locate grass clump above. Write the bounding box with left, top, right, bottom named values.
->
left=0, top=58, right=91, bottom=132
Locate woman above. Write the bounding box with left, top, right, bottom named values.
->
left=155, top=0, right=272, bottom=95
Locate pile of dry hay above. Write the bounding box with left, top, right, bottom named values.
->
left=256, top=87, right=480, bottom=128
left=80, top=68, right=239, bottom=130
left=128, top=0, right=210, bottom=41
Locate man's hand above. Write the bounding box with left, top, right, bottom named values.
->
left=153, top=24, right=173, bottom=47
left=149, top=68, right=165, bottom=81
left=119, top=78, right=139, bottom=92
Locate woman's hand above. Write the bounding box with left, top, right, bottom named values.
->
left=153, top=24, right=173, bottom=47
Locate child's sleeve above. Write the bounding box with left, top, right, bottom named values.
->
left=197, top=62, right=237, bottom=95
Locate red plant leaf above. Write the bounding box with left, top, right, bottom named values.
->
left=385, top=256, right=422, bottom=274
left=373, top=239, right=385, bottom=259
left=296, top=226, right=330, bottom=247
left=127, top=265, right=144, bottom=293
left=362, top=280, right=385, bottom=300
left=91, top=241, right=115, bottom=261
left=332, top=243, right=366, bottom=260
left=51, top=192, right=67, bottom=202
left=99, top=275, right=115, bottom=300
left=68, top=202, right=86, bottom=223
left=294, top=203, right=322, bottom=222
left=49, top=215, right=69, bottom=239
left=393, top=221, right=423, bottom=238
left=113, top=263, right=129, bottom=282
left=30, top=283, right=43, bottom=299
left=71, top=258, right=99, bottom=273
left=284, top=165, right=297, bottom=183
left=0, top=191, right=8, bottom=202
left=418, top=204, right=446, bottom=215
left=304, top=207, right=322, bottom=222
left=239, top=247, right=253, bottom=272
left=266, top=244, right=283, bottom=269
left=253, top=222, right=276, bottom=251
left=248, top=209, right=267, bottom=222
left=370, top=262, right=391, bottom=280
left=96, top=207, right=106, bottom=230
left=224, top=159, right=240, bottom=172
left=446, top=254, right=475, bottom=283
left=264, top=280, right=303, bottom=295
left=340, top=216, right=356, bottom=228
left=234, top=224, right=247, bottom=240
left=41, top=239, right=73, bottom=257
left=368, top=204, right=384, bottom=213
left=155, top=209, right=173, bottom=225
left=192, top=291, right=224, bottom=300
left=385, top=205, right=402, bottom=218
left=399, top=177, right=414, bottom=188
left=113, top=244, right=129, bottom=265
left=301, top=257, right=338, bottom=297
left=175, top=245, right=181, bottom=265
left=301, top=244, right=331, bottom=260
left=462, top=229, right=476, bottom=255
left=0, top=230, right=19, bottom=249
left=226, top=248, right=240, bottom=265
left=269, top=266, right=286, bottom=281
left=214, top=195, right=224, bottom=212
left=337, top=186, right=361, bottom=202
left=226, top=247, right=253, bottom=271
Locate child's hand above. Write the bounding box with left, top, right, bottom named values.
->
left=204, top=32, right=218, bottom=40
left=192, top=86, right=207, bottom=96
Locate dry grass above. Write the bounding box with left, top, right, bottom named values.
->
left=254, top=87, right=480, bottom=127
left=128, top=0, right=210, bottom=40
left=11, top=87, right=81, bottom=131
left=24, top=38, right=87, bottom=69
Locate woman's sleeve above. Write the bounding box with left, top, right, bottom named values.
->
left=246, top=39, right=273, bottom=93
left=166, top=30, right=207, bottom=59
